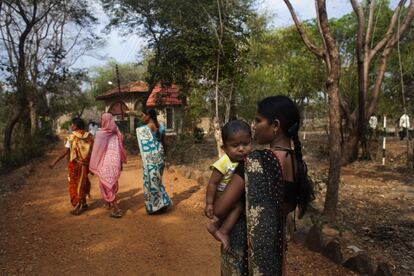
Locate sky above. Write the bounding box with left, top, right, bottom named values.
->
left=74, top=0, right=400, bottom=69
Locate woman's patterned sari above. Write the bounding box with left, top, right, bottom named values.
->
left=66, top=130, right=94, bottom=207
left=136, top=125, right=172, bottom=214
left=221, top=149, right=285, bottom=275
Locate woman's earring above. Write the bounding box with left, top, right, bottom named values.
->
left=273, top=129, right=277, bottom=136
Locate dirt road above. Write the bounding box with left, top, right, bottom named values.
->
left=0, top=146, right=351, bottom=275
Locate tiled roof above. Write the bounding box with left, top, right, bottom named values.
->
left=96, top=81, right=149, bottom=99
left=146, top=84, right=183, bottom=107
left=96, top=81, right=184, bottom=107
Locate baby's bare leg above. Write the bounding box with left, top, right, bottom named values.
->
left=215, top=201, right=243, bottom=251
left=206, top=218, right=221, bottom=242
left=219, top=201, right=243, bottom=234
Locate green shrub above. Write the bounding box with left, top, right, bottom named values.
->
left=193, top=127, right=204, bottom=143
left=0, top=127, right=58, bottom=174
left=123, top=132, right=139, bottom=155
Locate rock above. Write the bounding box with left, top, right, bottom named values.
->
left=192, top=170, right=202, bottom=180
left=374, top=263, right=392, bottom=276
left=347, top=245, right=364, bottom=253
left=291, top=228, right=307, bottom=245
left=339, top=230, right=353, bottom=240
left=322, top=225, right=340, bottom=237
left=179, top=167, right=187, bottom=176
left=343, top=253, right=375, bottom=275
left=322, top=240, right=343, bottom=264
left=197, top=177, right=207, bottom=186
left=203, top=171, right=211, bottom=179
left=184, top=170, right=192, bottom=179
left=305, top=225, right=325, bottom=252
left=167, top=167, right=175, bottom=174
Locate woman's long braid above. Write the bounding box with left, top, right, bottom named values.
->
left=292, top=132, right=314, bottom=218
left=148, top=109, right=161, bottom=140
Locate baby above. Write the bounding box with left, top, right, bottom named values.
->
left=205, top=119, right=252, bottom=251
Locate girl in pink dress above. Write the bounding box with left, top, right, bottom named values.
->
left=90, top=113, right=127, bottom=218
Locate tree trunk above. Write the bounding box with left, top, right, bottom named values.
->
left=3, top=106, right=25, bottom=155
left=408, top=139, right=414, bottom=170
left=29, top=100, right=37, bottom=135
left=323, top=76, right=342, bottom=219
left=284, top=0, right=343, bottom=218
left=213, top=117, right=224, bottom=157
left=342, top=115, right=359, bottom=164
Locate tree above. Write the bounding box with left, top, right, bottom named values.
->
left=344, top=0, right=414, bottom=162
left=90, top=60, right=147, bottom=99
left=238, top=24, right=326, bottom=120
left=102, top=0, right=257, bottom=156
left=0, top=0, right=100, bottom=154
left=284, top=0, right=342, bottom=218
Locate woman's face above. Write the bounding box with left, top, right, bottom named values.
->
left=141, top=112, right=150, bottom=124
left=252, top=113, right=276, bottom=145
left=70, top=123, right=77, bottom=131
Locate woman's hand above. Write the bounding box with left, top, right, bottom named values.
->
left=204, top=203, right=214, bottom=219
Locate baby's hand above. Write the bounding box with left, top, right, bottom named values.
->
left=204, top=203, right=214, bottom=219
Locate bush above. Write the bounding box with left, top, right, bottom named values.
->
left=193, top=127, right=204, bottom=143
left=60, top=119, right=72, bottom=131
left=123, top=132, right=139, bottom=155
left=0, top=127, right=59, bottom=174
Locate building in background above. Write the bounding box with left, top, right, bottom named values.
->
left=96, top=81, right=185, bottom=134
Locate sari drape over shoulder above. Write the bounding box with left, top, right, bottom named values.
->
left=90, top=113, right=126, bottom=203
left=221, top=149, right=285, bottom=276
left=136, top=124, right=172, bottom=214
left=66, top=130, right=94, bottom=206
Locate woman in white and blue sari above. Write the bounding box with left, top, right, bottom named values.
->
left=136, top=109, right=172, bottom=214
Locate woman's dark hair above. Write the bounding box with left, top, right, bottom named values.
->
left=72, top=117, right=85, bottom=130
left=143, top=108, right=161, bottom=140
left=257, top=95, right=314, bottom=218
left=221, top=119, right=252, bottom=145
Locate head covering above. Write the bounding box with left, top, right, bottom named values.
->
left=89, top=113, right=127, bottom=174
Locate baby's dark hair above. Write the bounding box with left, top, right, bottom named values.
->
left=72, top=117, right=85, bottom=130
left=221, top=119, right=251, bottom=145
left=257, top=95, right=315, bottom=218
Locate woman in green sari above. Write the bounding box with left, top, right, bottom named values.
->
left=214, top=96, right=314, bottom=275
left=136, top=108, right=172, bottom=214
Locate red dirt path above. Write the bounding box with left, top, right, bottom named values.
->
left=0, top=147, right=352, bottom=275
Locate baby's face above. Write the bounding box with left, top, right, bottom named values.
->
left=223, top=131, right=252, bottom=162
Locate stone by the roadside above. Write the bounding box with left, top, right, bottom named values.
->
left=184, top=170, right=192, bottom=179
left=322, top=225, right=340, bottom=237
left=291, top=228, right=307, bottom=245
left=374, top=263, right=392, bottom=276
left=340, top=230, right=353, bottom=240
left=347, top=245, right=364, bottom=253
left=322, top=240, right=343, bottom=264
left=343, top=253, right=375, bottom=275
left=197, top=177, right=206, bottom=186
left=203, top=171, right=211, bottom=179
left=192, top=170, right=202, bottom=180
left=305, top=225, right=325, bottom=252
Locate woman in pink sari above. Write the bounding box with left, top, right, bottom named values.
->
left=90, top=113, right=127, bottom=218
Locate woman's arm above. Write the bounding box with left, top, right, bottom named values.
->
left=214, top=173, right=245, bottom=220
left=49, top=148, right=69, bottom=169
